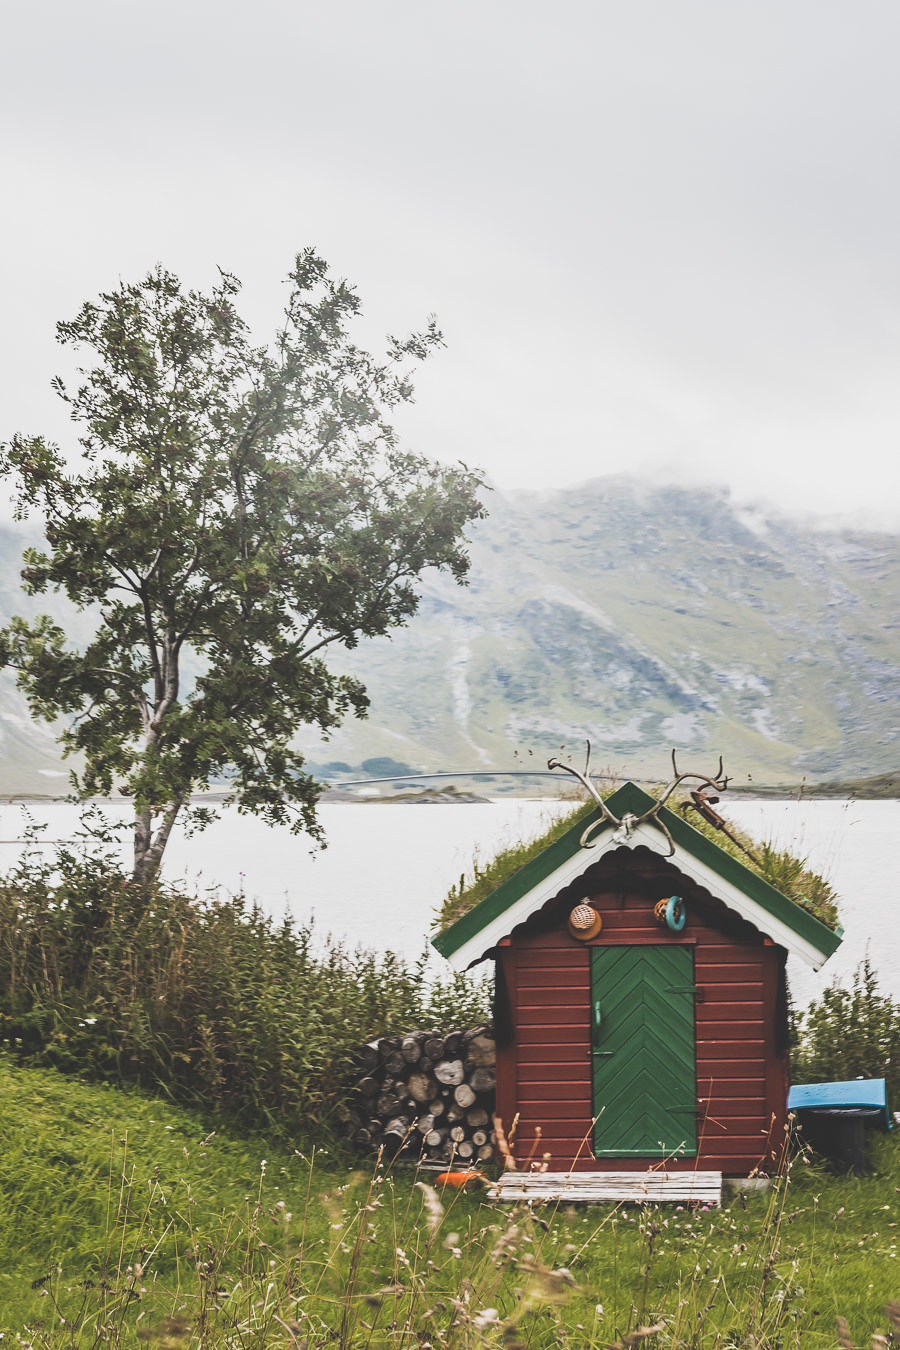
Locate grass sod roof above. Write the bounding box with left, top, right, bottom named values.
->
left=432, top=781, right=842, bottom=965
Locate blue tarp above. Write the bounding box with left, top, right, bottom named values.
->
left=788, top=1078, right=891, bottom=1129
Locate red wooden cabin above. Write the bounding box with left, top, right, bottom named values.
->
left=433, top=783, right=841, bottom=1182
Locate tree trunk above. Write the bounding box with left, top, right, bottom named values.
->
left=133, top=794, right=187, bottom=889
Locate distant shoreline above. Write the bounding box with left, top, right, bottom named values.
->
left=1, top=773, right=897, bottom=807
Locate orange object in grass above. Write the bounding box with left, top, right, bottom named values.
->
left=435, top=1170, right=485, bottom=1191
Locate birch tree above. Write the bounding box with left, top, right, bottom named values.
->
left=0, top=252, right=484, bottom=885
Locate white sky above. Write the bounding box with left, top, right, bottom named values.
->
left=3, top=0, right=900, bottom=523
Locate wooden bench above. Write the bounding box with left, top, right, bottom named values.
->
left=489, top=1169, right=723, bottom=1206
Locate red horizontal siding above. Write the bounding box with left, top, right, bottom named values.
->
left=697, top=1079, right=768, bottom=1098
left=496, top=880, right=787, bottom=1177
left=514, top=1024, right=592, bottom=1045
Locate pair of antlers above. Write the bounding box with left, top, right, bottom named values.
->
left=547, top=744, right=729, bottom=857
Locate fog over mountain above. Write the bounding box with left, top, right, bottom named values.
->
left=2, top=476, right=897, bottom=795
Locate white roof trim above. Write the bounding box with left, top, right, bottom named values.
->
left=445, top=819, right=830, bottom=973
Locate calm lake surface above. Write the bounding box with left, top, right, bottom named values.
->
left=0, top=796, right=896, bottom=1008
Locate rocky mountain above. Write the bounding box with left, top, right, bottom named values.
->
left=2, top=477, right=898, bottom=793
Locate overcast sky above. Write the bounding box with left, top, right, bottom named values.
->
left=4, top=1, right=900, bottom=523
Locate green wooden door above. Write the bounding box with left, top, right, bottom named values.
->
left=591, top=946, right=698, bottom=1158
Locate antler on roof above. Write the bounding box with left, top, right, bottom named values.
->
left=547, top=742, right=730, bottom=857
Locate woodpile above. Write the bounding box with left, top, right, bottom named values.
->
left=345, top=1026, right=497, bottom=1164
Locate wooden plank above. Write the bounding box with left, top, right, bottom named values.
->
left=489, top=1170, right=722, bottom=1205
left=518, top=1081, right=592, bottom=1098
left=699, top=995, right=766, bottom=1008
left=517, top=968, right=592, bottom=982
left=699, top=983, right=765, bottom=998
left=700, top=1100, right=768, bottom=1117
left=697, top=1040, right=765, bottom=1055
left=516, top=985, right=590, bottom=1006
left=516, top=953, right=591, bottom=969
left=518, top=1012, right=587, bottom=1028
left=516, top=1024, right=591, bottom=1045
left=697, top=949, right=767, bottom=963
left=697, top=1062, right=765, bottom=1078
left=518, top=1040, right=590, bottom=1056
left=516, top=1103, right=594, bottom=1120
left=695, top=1020, right=766, bottom=1038
left=698, top=1077, right=769, bottom=1095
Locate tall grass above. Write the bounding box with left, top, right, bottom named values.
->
left=438, top=800, right=593, bottom=930
left=0, top=840, right=490, bottom=1136
left=437, top=793, right=840, bottom=933
left=4, top=1057, right=900, bottom=1347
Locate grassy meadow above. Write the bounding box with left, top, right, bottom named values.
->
left=2, top=1058, right=899, bottom=1349
left=1, top=825, right=897, bottom=1345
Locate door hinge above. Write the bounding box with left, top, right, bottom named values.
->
left=666, top=984, right=704, bottom=1000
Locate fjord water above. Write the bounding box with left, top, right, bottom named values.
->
left=0, top=797, right=895, bottom=1007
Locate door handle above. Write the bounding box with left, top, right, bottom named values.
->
left=591, top=999, right=611, bottom=1056
left=592, top=998, right=602, bottom=1044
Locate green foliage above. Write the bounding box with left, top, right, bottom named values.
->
left=0, top=253, right=484, bottom=883
left=0, top=842, right=490, bottom=1135
left=437, top=793, right=840, bottom=933
left=437, top=798, right=594, bottom=931
left=793, top=959, right=900, bottom=1104
left=4, top=1059, right=900, bottom=1344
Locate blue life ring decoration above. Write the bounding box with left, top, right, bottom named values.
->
left=654, top=894, right=686, bottom=932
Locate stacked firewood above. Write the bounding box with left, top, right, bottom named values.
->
left=345, top=1026, right=497, bottom=1164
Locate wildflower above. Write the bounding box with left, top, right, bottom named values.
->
left=415, top=1182, right=445, bottom=1236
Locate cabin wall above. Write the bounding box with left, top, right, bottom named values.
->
left=495, top=887, right=789, bottom=1176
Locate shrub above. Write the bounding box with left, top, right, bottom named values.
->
left=0, top=840, right=490, bottom=1136
left=361, top=756, right=414, bottom=776
left=793, top=959, right=900, bottom=1106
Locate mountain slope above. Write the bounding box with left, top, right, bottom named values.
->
left=1, top=478, right=898, bottom=791
left=298, top=478, right=900, bottom=782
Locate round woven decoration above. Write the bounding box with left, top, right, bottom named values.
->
left=567, top=903, right=603, bottom=941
